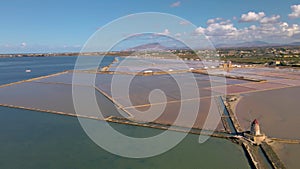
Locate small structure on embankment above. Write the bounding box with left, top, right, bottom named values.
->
left=244, top=119, right=266, bottom=145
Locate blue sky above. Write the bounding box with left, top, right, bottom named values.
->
left=0, top=0, right=299, bottom=53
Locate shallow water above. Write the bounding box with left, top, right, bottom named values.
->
left=236, top=86, right=300, bottom=139
left=271, top=142, right=300, bottom=169
left=0, top=56, right=250, bottom=168
left=0, top=56, right=115, bottom=85
left=0, top=106, right=250, bottom=169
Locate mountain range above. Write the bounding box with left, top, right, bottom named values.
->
left=124, top=41, right=300, bottom=51
left=124, top=43, right=169, bottom=51
left=215, top=41, right=300, bottom=48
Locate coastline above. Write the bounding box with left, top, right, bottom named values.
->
left=0, top=52, right=132, bottom=58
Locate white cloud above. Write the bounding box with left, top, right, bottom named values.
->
left=206, top=19, right=214, bottom=25
left=239, top=11, right=265, bottom=22
left=21, top=42, right=27, bottom=47
left=260, top=15, right=280, bottom=24
left=289, top=4, right=300, bottom=18
left=170, top=1, right=181, bottom=7
left=249, top=25, right=257, bottom=30
left=280, top=22, right=300, bottom=37
left=195, top=17, right=300, bottom=44
left=179, top=20, right=190, bottom=25
left=195, top=27, right=205, bottom=34
left=206, top=17, right=223, bottom=25
left=240, top=12, right=281, bottom=24
left=198, top=20, right=238, bottom=37
left=175, top=33, right=181, bottom=37
left=160, top=29, right=171, bottom=35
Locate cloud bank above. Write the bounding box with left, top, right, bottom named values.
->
left=195, top=5, right=300, bottom=44
left=289, top=4, right=300, bottom=18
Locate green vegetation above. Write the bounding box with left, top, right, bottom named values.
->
left=222, top=56, right=300, bottom=65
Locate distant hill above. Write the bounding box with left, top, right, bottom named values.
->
left=287, top=42, right=300, bottom=46
left=214, top=41, right=300, bottom=48
left=125, top=42, right=169, bottom=51
left=236, top=41, right=270, bottom=47
left=124, top=41, right=300, bottom=51
left=215, top=41, right=281, bottom=48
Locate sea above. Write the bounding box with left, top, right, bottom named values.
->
left=0, top=56, right=250, bottom=169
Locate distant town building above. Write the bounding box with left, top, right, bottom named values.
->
left=222, top=60, right=232, bottom=69
left=143, top=70, right=153, bottom=75
left=275, top=61, right=281, bottom=66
